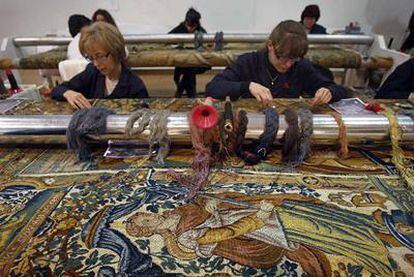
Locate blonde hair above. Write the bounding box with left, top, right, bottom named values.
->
left=79, top=21, right=126, bottom=63
left=269, top=20, right=308, bottom=58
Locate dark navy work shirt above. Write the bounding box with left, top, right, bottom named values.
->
left=376, top=58, right=414, bottom=99
left=52, top=63, right=148, bottom=101
left=308, top=23, right=327, bottom=34
left=205, top=50, right=347, bottom=102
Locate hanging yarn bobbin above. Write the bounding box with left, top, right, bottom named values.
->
left=168, top=98, right=220, bottom=200
left=189, top=97, right=219, bottom=129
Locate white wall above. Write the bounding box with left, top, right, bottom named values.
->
left=0, top=0, right=413, bottom=49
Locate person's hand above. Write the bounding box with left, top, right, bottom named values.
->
left=38, top=82, right=52, bottom=97
left=311, top=87, right=332, bottom=106
left=249, top=82, right=273, bottom=105
left=408, top=92, right=414, bottom=102
left=63, top=90, right=92, bottom=109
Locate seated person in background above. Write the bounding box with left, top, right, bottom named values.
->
left=375, top=57, right=414, bottom=100
left=92, top=9, right=118, bottom=28
left=205, top=20, right=347, bottom=105
left=52, top=22, right=148, bottom=109
left=300, top=5, right=333, bottom=80
left=67, top=14, right=92, bottom=60
left=92, top=9, right=129, bottom=57
left=169, top=8, right=209, bottom=98
left=300, top=5, right=327, bottom=34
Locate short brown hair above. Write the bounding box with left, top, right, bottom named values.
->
left=301, top=5, right=321, bottom=22
left=79, top=21, right=126, bottom=63
left=269, top=20, right=308, bottom=58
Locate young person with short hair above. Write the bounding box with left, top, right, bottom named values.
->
left=205, top=20, right=347, bottom=105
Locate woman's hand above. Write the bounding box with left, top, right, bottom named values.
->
left=249, top=82, right=273, bottom=105
left=311, top=87, right=332, bottom=105
left=63, top=90, right=92, bottom=109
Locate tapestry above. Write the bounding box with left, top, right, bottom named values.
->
left=9, top=98, right=409, bottom=116
left=1, top=99, right=413, bottom=276
left=0, top=147, right=46, bottom=181
left=0, top=45, right=364, bottom=70
left=0, top=178, right=69, bottom=274
left=1, top=169, right=413, bottom=276
left=15, top=145, right=392, bottom=177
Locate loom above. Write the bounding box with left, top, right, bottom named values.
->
left=0, top=112, right=413, bottom=145
left=0, top=33, right=407, bottom=80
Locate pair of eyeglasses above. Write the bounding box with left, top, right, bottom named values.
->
left=275, top=54, right=302, bottom=64
left=84, top=52, right=111, bottom=63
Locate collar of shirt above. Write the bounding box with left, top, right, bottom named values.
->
left=96, top=63, right=130, bottom=90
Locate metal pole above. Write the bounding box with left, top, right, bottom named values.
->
left=307, top=34, right=374, bottom=45
left=13, top=34, right=374, bottom=47
left=14, top=37, right=72, bottom=46
left=0, top=113, right=412, bottom=144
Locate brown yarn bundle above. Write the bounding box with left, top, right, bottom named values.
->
left=382, top=107, right=414, bottom=191
left=330, top=111, right=349, bottom=158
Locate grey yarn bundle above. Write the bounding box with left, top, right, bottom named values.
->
left=148, top=110, right=170, bottom=165
left=281, top=108, right=301, bottom=164
left=125, top=108, right=153, bottom=136
left=125, top=109, right=170, bottom=165
left=281, top=105, right=313, bottom=167
left=67, top=107, right=115, bottom=162
left=296, top=106, right=313, bottom=165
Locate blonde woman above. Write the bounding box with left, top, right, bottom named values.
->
left=52, top=22, right=148, bottom=109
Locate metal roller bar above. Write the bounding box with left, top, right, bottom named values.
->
left=307, top=34, right=374, bottom=45
left=0, top=113, right=412, bottom=144
left=13, top=34, right=374, bottom=47
left=14, top=37, right=72, bottom=46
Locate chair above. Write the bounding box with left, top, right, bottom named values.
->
left=58, top=59, right=88, bottom=81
